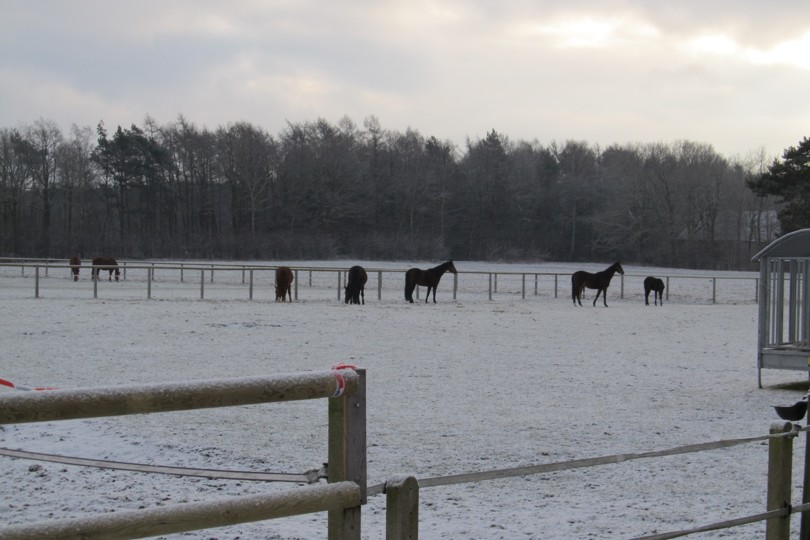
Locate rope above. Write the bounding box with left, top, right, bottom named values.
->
left=415, top=429, right=799, bottom=489
left=629, top=508, right=787, bottom=540
left=0, top=447, right=324, bottom=484
left=368, top=427, right=806, bottom=496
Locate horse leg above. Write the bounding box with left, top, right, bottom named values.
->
left=360, top=288, right=364, bottom=305
left=592, top=289, right=602, bottom=307
left=405, top=281, right=414, bottom=303
left=645, top=290, right=650, bottom=305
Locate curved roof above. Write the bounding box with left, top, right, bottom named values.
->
left=752, top=228, right=810, bottom=261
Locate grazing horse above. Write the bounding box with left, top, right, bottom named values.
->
left=345, top=265, right=368, bottom=305
left=644, top=276, right=665, bottom=306
left=69, top=256, right=81, bottom=281
left=91, top=257, right=120, bottom=281
left=404, top=260, right=458, bottom=303
left=571, top=261, right=624, bottom=307
left=275, top=266, right=294, bottom=302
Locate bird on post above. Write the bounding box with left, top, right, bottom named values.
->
left=774, top=395, right=809, bottom=421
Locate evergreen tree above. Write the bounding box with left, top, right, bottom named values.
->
left=747, top=136, right=810, bottom=233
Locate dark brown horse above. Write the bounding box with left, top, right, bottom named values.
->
left=571, top=261, right=624, bottom=307
left=91, top=257, right=120, bottom=281
left=69, top=256, right=81, bottom=281
left=644, top=276, right=665, bottom=306
left=345, top=265, right=368, bottom=305
left=405, top=261, right=457, bottom=303
left=275, top=266, right=294, bottom=302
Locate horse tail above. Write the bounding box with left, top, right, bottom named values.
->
left=404, top=270, right=415, bottom=303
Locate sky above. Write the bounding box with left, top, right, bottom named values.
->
left=1, top=1, right=809, bottom=160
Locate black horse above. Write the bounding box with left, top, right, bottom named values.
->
left=644, top=276, right=665, bottom=306
left=405, top=261, right=457, bottom=303
left=91, top=257, right=120, bottom=281
left=345, top=265, right=368, bottom=305
left=571, top=261, right=624, bottom=307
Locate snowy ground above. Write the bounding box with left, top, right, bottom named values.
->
left=0, top=260, right=807, bottom=539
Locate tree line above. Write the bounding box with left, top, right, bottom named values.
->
left=0, top=115, right=785, bottom=269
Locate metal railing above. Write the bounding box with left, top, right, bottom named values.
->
left=0, top=259, right=760, bottom=304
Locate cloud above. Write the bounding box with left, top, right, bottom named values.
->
left=1, top=0, right=808, bottom=158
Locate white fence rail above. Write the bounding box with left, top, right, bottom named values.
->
left=0, top=259, right=760, bottom=304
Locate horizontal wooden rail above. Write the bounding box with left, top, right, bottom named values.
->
left=0, top=480, right=361, bottom=540
left=0, top=370, right=358, bottom=424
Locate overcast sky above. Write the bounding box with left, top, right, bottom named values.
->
left=1, top=1, right=808, bottom=159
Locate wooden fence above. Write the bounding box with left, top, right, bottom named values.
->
left=3, top=368, right=810, bottom=538
left=380, top=422, right=810, bottom=540
left=0, top=368, right=367, bottom=540
left=0, top=259, right=760, bottom=304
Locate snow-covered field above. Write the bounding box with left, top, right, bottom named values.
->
left=1, top=260, right=806, bottom=539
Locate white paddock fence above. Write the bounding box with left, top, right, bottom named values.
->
left=2, top=369, right=810, bottom=539
left=0, top=259, right=760, bottom=304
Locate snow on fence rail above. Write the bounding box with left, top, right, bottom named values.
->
left=0, top=259, right=760, bottom=304
left=0, top=369, right=367, bottom=540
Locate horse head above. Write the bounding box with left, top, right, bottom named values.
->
left=614, top=262, right=625, bottom=275
left=344, top=284, right=352, bottom=304
left=447, top=261, right=458, bottom=274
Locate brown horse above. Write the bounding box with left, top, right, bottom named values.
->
left=404, top=261, right=457, bottom=303
left=345, top=265, right=368, bottom=305
left=91, top=257, right=120, bottom=281
left=644, top=276, right=665, bottom=306
left=69, top=256, right=81, bottom=281
left=275, top=266, right=294, bottom=302
left=571, top=261, right=624, bottom=307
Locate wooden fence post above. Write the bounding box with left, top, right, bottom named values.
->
left=386, top=475, right=419, bottom=540
left=378, top=271, right=382, bottom=301
left=802, top=411, right=810, bottom=540
left=200, top=269, right=205, bottom=300
left=767, top=422, right=794, bottom=540
left=328, top=368, right=366, bottom=540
